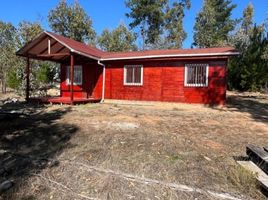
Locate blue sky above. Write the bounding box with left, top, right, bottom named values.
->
left=0, top=0, right=267, bottom=48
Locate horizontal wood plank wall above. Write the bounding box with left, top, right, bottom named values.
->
left=60, top=59, right=227, bottom=104
left=93, top=59, right=227, bottom=105
left=184, top=61, right=227, bottom=104
left=60, top=63, right=102, bottom=99
left=60, top=64, right=84, bottom=98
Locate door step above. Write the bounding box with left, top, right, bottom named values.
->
left=237, top=160, right=268, bottom=192
left=237, top=145, right=268, bottom=193
left=246, top=144, right=268, bottom=175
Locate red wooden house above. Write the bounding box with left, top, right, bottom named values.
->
left=16, top=31, right=238, bottom=105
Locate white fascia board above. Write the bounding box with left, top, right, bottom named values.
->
left=70, top=49, right=100, bottom=61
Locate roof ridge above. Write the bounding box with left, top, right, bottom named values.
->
left=102, top=46, right=236, bottom=55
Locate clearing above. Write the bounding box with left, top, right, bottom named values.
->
left=0, top=91, right=267, bottom=200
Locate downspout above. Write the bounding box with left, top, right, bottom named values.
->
left=98, top=60, right=105, bottom=103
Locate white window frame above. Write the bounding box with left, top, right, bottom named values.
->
left=66, top=65, right=83, bottom=85
left=123, top=65, right=143, bottom=86
left=184, top=64, right=209, bottom=87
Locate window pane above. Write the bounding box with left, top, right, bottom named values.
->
left=134, top=67, right=141, bottom=83
left=74, top=66, right=82, bottom=85
left=66, top=66, right=70, bottom=84
left=124, top=65, right=143, bottom=85
left=66, top=65, right=82, bottom=85
left=126, top=67, right=133, bottom=83
left=188, top=66, right=194, bottom=84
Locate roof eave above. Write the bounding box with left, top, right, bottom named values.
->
left=16, top=31, right=48, bottom=56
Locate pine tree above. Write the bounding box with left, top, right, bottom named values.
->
left=228, top=3, right=268, bottom=91
left=98, top=23, right=137, bottom=52
left=241, top=2, right=254, bottom=35
left=193, top=0, right=237, bottom=47
left=239, top=26, right=268, bottom=91
left=164, top=0, right=191, bottom=48
left=125, top=0, right=190, bottom=49
left=126, top=0, right=167, bottom=47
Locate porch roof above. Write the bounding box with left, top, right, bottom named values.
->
left=16, top=31, right=104, bottom=62
left=16, top=31, right=239, bottom=62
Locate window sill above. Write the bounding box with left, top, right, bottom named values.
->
left=124, top=84, right=143, bottom=87
left=66, top=84, right=83, bottom=86
left=184, top=85, right=208, bottom=87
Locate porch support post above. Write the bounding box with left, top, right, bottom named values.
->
left=26, top=57, right=30, bottom=102
left=70, top=54, right=74, bottom=105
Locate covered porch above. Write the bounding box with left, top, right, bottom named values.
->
left=16, top=31, right=104, bottom=105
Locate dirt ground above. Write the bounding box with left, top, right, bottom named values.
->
left=0, top=91, right=267, bottom=200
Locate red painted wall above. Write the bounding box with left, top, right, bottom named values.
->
left=60, top=59, right=227, bottom=105
left=60, top=63, right=102, bottom=99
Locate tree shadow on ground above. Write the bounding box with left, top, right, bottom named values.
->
left=225, top=94, right=268, bottom=123
left=0, top=100, right=78, bottom=199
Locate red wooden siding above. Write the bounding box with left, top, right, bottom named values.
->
left=60, top=59, right=227, bottom=105
left=60, top=63, right=102, bottom=99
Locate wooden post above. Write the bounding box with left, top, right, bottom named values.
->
left=70, top=54, right=74, bottom=105
left=26, top=57, right=30, bottom=102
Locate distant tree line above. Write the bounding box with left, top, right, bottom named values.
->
left=0, top=0, right=267, bottom=95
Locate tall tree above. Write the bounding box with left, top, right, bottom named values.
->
left=164, top=0, right=191, bottom=48
left=193, top=0, right=237, bottom=48
left=126, top=0, right=167, bottom=46
left=238, top=26, right=268, bottom=91
left=48, top=0, right=96, bottom=44
left=228, top=4, right=268, bottom=91
left=241, top=2, right=254, bottom=35
left=0, top=21, right=17, bottom=93
left=98, top=23, right=137, bottom=52
left=12, top=21, right=44, bottom=93
left=7, top=21, right=58, bottom=95
left=125, top=0, right=190, bottom=49
left=17, top=21, right=43, bottom=48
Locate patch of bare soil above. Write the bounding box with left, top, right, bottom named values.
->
left=0, top=92, right=267, bottom=200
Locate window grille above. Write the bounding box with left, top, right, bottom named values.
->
left=184, top=64, right=208, bottom=87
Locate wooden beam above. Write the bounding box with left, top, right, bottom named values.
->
left=70, top=54, right=74, bottom=105
left=37, top=53, right=70, bottom=57
left=48, top=39, right=51, bottom=54
left=38, top=40, right=58, bottom=55
left=25, top=54, right=63, bottom=63
left=26, top=58, right=30, bottom=102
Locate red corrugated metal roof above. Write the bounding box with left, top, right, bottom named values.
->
left=17, top=31, right=239, bottom=61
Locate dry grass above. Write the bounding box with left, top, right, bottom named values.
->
left=0, top=91, right=267, bottom=200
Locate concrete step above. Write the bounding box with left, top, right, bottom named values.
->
left=246, top=145, right=268, bottom=175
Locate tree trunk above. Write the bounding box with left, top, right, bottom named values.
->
left=3, top=72, right=6, bottom=94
